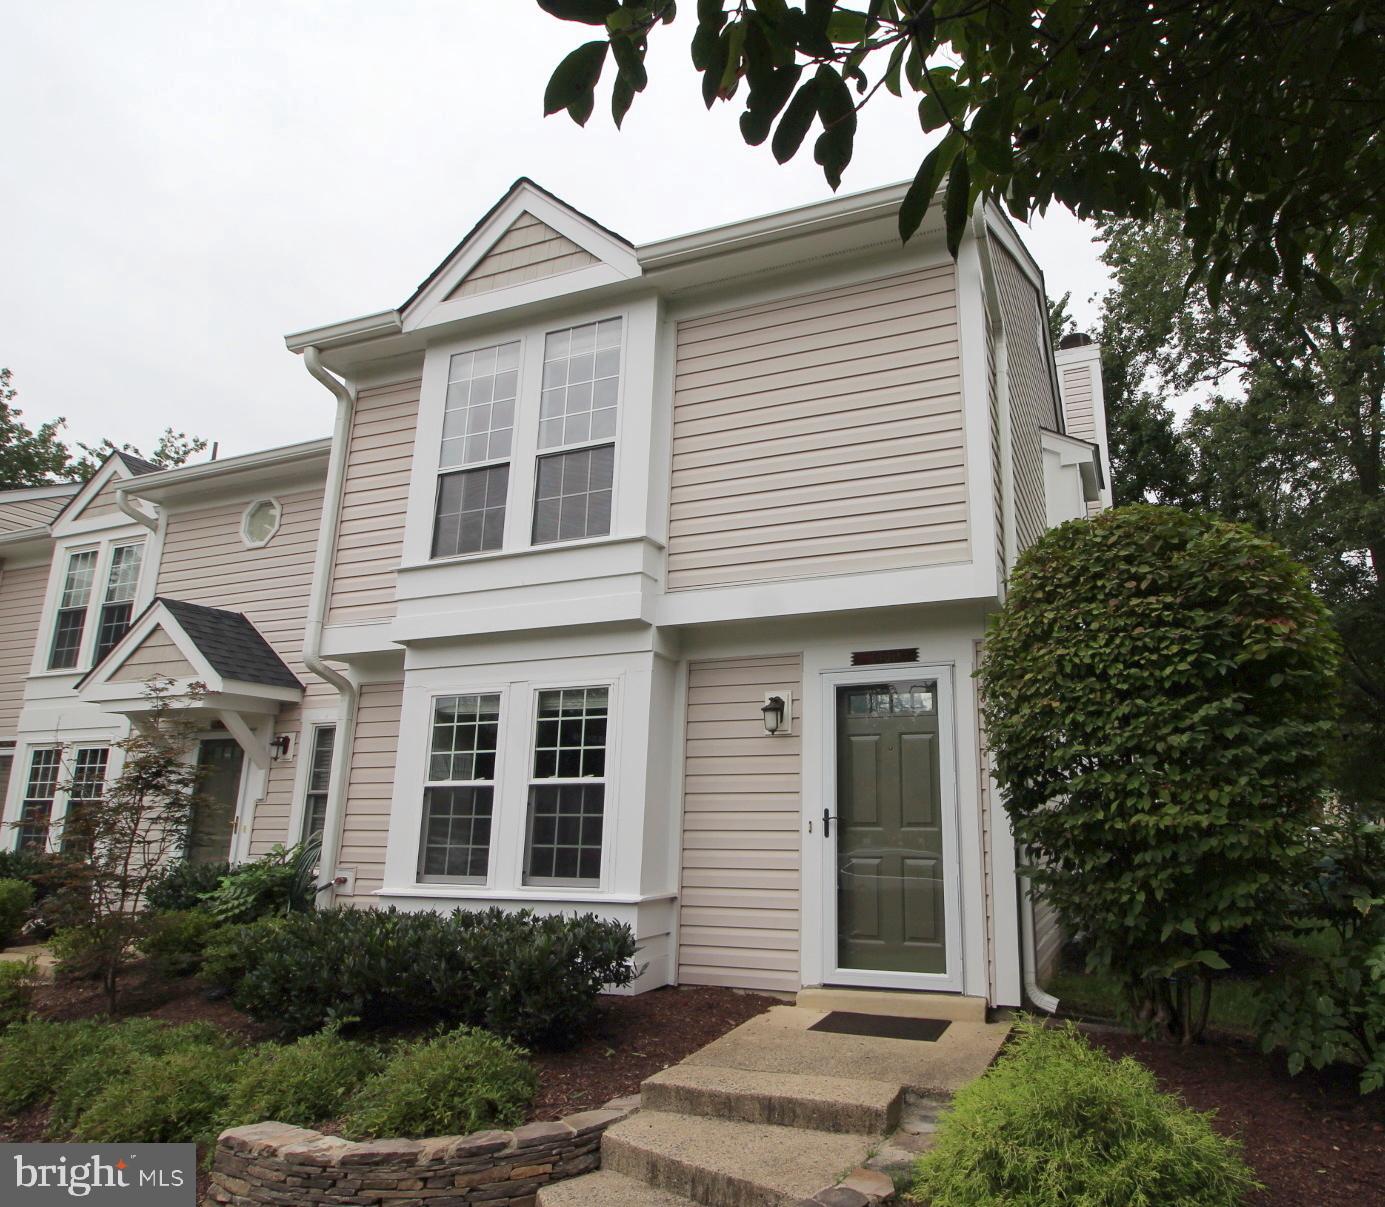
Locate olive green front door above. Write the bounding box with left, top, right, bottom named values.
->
left=190, top=738, right=243, bottom=864
left=835, top=680, right=947, bottom=975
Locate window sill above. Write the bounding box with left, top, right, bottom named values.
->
left=375, top=885, right=676, bottom=906
left=402, top=532, right=665, bottom=573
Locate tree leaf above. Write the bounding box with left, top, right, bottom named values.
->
left=943, top=148, right=972, bottom=257
left=771, top=78, right=820, bottom=164
left=899, top=130, right=959, bottom=243
left=543, top=41, right=610, bottom=124
left=537, top=0, right=619, bottom=25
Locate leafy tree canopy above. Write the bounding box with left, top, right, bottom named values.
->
left=0, top=368, right=206, bottom=489
left=537, top=1, right=1385, bottom=295
left=1094, top=212, right=1385, bottom=808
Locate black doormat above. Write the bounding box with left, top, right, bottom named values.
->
left=808, top=1011, right=951, bottom=1042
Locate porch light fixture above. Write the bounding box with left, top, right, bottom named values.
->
left=270, top=734, right=292, bottom=761
left=761, top=693, right=788, bottom=736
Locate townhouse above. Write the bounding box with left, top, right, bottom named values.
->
left=0, top=180, right=1108, bottom=1011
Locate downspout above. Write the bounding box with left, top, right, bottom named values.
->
left=300, top=346, right=358, bottom=903
left=114, top=487, right=158, bottom=531
left=972, top=206, right=1059, bottom=1016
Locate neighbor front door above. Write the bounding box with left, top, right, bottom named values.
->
left=190, top=738, right=243, bottom=864
left=833, top=679, right=949, bottom=976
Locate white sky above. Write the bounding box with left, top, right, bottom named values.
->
left=2, top=2, right=1111, bottom=460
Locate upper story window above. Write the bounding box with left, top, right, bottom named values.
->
left=94, top=543, right=143, bottom=662
left=433, top=342, right=520, bottom=558
left=533, top=319, right=620, bottom=546
left=427, top=317, right=623, bottom=561
left=48, top=540, right=145, bottom=672
left=241, top=499, right=282, bottom=548
left=49, top=551, right=97, bottom=670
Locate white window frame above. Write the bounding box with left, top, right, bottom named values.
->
left=38, top=538, right=147, bottom=676
left=10, top=743, right=112, bottom=855
left=417, top=691, right=505, bottom=885
left=403, top=305, right=631, bottom=568
left=297, top=721, right=337, bottom=846
left=93, top=541, right=145, bottom=664
left=519, top=679, right=616, bottom=890
left=240, top=498, right=283, bottom=549
left=47, top=547, right=100, bottom=671
left=284, top=708, right=336, bottom=846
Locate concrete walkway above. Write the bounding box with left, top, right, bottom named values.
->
left=0, top=943, right=56, bottom=978
left=540, top=993, right=1009, bottom=1207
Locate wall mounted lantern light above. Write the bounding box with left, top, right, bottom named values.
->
left=761, top=692, right=790, bottom=736
left=270, top=734, right=293, bottom=761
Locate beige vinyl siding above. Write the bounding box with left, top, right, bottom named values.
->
left=448, top=213, right=597, bottom=300
left=0, top=494, right=71, bottom=533
left=678, top=654, right=802, bottom=993
left=335, top=680, right=403, bottom=899
left=1060, top=364, right=1097, bottom=441
left=73, top=475, right=128, bottom=523
left=110, top=627, right=197, bottom=682
left=668, top=266, right=969, bottom=590
left=157, top=486, right=323, bottom=680
left=994, top=248, right=1058, bottom=555
left=0, top=562, right=48, bottom=735
left=326, top=380, right=417, bottom=626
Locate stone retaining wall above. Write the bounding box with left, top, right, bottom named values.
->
left=207, top=1098, right=639, bottom=1207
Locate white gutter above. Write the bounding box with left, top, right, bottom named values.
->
left=973, top=203, right=1058, bottom=1016
left=300, top=346, right=359, bottom=903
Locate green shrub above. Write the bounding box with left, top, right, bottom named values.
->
left=0, top=879, right=35, bottom=947
left=213, top=906, right=636, bottom=1048
left=223, top=1028, right=384, bottom=1128
left=0, top=850, right=79, bottom=904
left=199, top=843, right=320, bottom=925
left=73, top=1042, right=243, bottom=1146
left=47, top=923, right=107, bottom=982
left=0, top=1019, right=113, bottom=1116
left=911, top=1020, right=1260, bottom=1206
left=142, top=909, right=227, bottom=978
left=977, top=506, right=1341, bottom=1041
left=1257, top=815, right=1385, bottom=1093
left=343, top=1027, right=535, bottom=1140
left=0, top=958, right=40, bottom=1030
left=143, top=859, right=230, bottom=913
left=49, top=1019, right=232, bottom=1135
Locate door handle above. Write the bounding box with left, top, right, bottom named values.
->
left=823, top=809, right=837, bottom=838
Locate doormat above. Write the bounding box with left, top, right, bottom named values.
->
left=808, top=1011, right=950, bottom=1042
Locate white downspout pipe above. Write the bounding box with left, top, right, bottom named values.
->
left=301, top=346, right=358, bottom=904
left=973, top=206, right=1059, bottom=1016
left=114, top=487, right=158, bottom=532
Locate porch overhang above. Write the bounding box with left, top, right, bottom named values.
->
left=75, top=597, right=303, bottom=769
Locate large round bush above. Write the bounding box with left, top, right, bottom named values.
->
left=979, top=505, right=1339, bottom=1038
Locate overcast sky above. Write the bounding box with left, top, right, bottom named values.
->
left=3, top=2, right=1112, bottom=461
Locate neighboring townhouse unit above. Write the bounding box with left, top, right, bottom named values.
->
left=0, top=181, right=1107, bottom=1012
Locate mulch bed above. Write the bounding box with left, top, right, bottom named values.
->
left=529, top=985, right=777, bottom=1119
left=1087, top=1028, right=1385, bottom=1207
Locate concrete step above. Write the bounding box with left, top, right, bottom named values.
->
left=796, top=988, right=987, bottom=1022
left=601, top=1110, right=873, bottom=1207
left=539, top=1170, right=699, bottom=1207
left=642, top=1065, right=901, bottom=1135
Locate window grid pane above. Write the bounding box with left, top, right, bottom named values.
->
left=62, top=747, right=109, bottom=857
left=49, top=551, right=97, bottom=670
left=94, top=602, right=133, bottom=663
left=301, top=726, right=335, bottom=844
left=525, top=687, right=609, bottom=886
left=441, top=342, right=520, bottom=468
left=540, top=318, right=622, bottom=451
left=532, top=446, right=614, bottom=545
left=19, top=748, right=60, bottom=850
left=104, top=544, right=143, bottom=604
left=433, top=465, right=509, bottom=558
left=419, top=694, right=500, bottom=883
